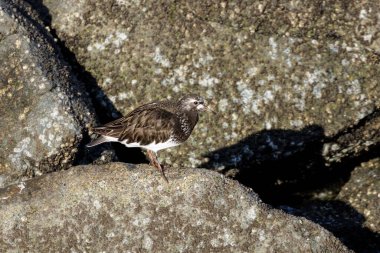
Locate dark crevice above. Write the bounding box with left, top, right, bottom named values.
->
left=24, top=0, right=147, bottom=165
left=50, top=27, right=148, bottom=165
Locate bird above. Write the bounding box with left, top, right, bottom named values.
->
left=86, top=94, right=213, bottom=182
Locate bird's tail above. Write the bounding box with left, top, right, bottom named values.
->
left=86, top=136, right=109, bottom=148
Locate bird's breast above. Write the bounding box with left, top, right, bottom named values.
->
left=173, top=111, right=199, bottom=142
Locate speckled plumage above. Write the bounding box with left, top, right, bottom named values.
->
left=87, top=94, right=210, bottom=182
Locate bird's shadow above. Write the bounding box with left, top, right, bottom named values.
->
left=201, top=125, right=380, bottom=252
left=201, top=125, right=337, bottom=204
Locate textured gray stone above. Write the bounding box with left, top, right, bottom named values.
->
left=281, top=199, right=379, bottom=253
left=0, top=1, right=95, bottom=187
left=202, top=110, right=380, bottom=183
left=277, top=158, right=380, bottom=253
left=323, top=110, right=380, bottom=164
left=32, top=0, right=380, bottom=168
left=0, top=163, right=351, bottom=252
left=338, top=158, right=380, bottom=234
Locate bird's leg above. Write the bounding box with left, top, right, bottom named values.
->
left=146, top=150, right=168, bottom=183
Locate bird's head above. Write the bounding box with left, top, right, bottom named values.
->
left=178, top=94, right=214, bottom=113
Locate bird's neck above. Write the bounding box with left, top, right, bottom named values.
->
left=175, top=110, right=199, bottom=141
left=186, top=110, right=199, bottom=130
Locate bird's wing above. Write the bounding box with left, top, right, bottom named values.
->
left=92, top=103, right=176, bottom=145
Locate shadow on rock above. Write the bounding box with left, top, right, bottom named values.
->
left=25, top=0, right=147, bottom=165
left=201, top=125, right=346, bottom=204
left=281, top=200, right=380, bottom=253
left=201, top=124, right=380, bottom=252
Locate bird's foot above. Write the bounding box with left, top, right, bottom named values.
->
left=154, top=162, right=168, bottom=183
left=147, top=150, right=169, bottom=183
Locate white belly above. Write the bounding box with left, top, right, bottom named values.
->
left=104, top=136, right=180, bottom=153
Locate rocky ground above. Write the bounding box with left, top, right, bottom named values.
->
left=0, top=0, right=379, bottom=252
left=0, top=163, right=351, bottom=252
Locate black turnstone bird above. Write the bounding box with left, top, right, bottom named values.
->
left=87, top=94, right=212, bottom=182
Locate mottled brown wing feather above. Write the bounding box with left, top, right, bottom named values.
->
left=92, top=102, right=157, bottom=137
left=92, top=102, right=176, bottom=145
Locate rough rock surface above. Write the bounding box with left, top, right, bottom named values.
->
left=0, top=1, right=95, bottom=187
left=338, top=158, right=380, bottom=234
left=32, top=0, right=380, bottom=168
left=323, top=110, right=380, bottom=164
left=199, top=111, right=380, bottom=203
left=278, top=158, right=380, bottom=253
left=281, top=199, right=379, bottom=253
left=0, top=163, right=351, bottom=252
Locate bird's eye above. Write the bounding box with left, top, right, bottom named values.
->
left=194, top=101, right=199, bottom=105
